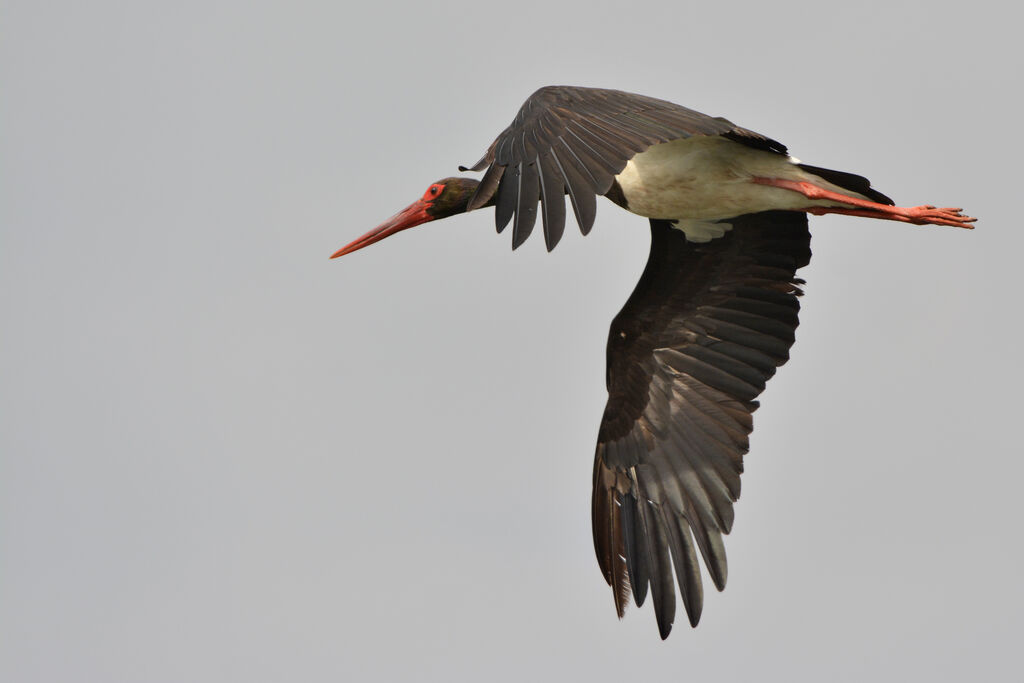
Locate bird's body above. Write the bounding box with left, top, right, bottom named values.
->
left=612, top=136, right=871, bottom=240
left=332, top=86, right=974, bottom=638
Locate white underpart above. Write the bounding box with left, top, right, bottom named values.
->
left=675, top=219, right=734, bottom=243
left=614, top=137, right=869, bottom=242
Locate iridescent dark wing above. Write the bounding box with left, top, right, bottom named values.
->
left=461, top=85, right=787, bottom=251
left=592, top=211, right=811, bottom=638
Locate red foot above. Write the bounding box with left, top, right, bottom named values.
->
left=752, top=177, right=976, bottom=229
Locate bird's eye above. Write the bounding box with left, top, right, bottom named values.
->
left=423, top=184, right=444, bottom=201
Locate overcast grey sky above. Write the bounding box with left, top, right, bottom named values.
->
left=3, top=1, right=1021, bottom=681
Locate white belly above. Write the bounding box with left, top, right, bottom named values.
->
left=614, top=137, right=862, bottom=241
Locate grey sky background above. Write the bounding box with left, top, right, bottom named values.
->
left=3, top=1, right=1021, bottom=681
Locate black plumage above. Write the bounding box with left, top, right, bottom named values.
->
left=461, top=86, right=787, bottom=250
left=593, top=212, right=810, bottom=638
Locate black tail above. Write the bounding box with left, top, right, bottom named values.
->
left=797, top=163, right=894, bottom=205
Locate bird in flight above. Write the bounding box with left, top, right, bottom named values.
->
left=331, top=86, right=974, bottom=638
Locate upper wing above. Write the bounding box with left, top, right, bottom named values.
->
left=592, top=211, right=811, bottom=638
left=461, top=86, right=787, bottom=251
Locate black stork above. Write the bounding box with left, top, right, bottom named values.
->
left=332, top=86, right=974, bottom=639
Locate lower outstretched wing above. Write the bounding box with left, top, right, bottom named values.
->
left=592, top=211, right=812, bottom=638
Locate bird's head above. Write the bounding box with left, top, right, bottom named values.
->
left=331, top=177, right=480, bottom=258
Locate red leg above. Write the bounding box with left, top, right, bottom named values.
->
left=751, top=177, right=976, bottom=229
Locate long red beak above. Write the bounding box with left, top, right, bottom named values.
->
left=331, top=199, right=433, bottom=258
